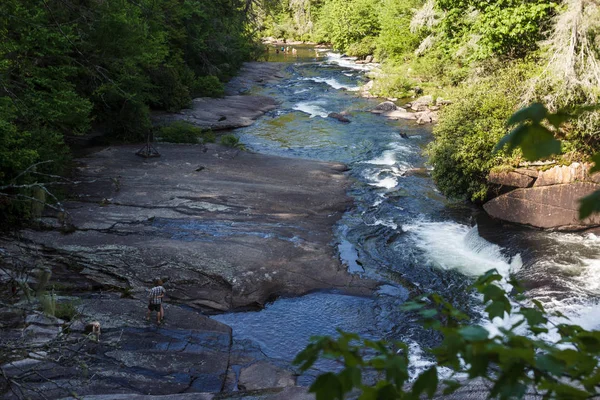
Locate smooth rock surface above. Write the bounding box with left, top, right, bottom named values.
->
left=483, top=182, right=600, bottom=230
left=14, top=144, right=375, bottom=312
left=154, top=95, right=278, bottom=131
left=238, top=361, right=296, bottom=390
left=153, top=62, right=286, bottom=131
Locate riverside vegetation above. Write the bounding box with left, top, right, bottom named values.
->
left=4, top=0, right=600, bottom=399
left=0, top=0, right=260, bottom=222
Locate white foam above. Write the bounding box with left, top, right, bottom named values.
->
left=366, top=219, right=398, bottom=230
left=325, top=52, right=374, bottom=71
left=292, top=100, right=329, bottom=118
left=362, top=168, right=401, bottom=189
left=366, top=150, right=397, bottom=166
left=402, top=221, right=521, bottom=279
left=405, top=340, right=459, bottom=381
left=300, top=77, right=360, bottom=91
left=294, top=88, right=309, bottom=94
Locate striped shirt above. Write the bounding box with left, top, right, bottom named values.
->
left=149, top=286, right=165, bottom=305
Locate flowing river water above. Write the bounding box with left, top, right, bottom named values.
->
left=212, top=45, right=600, bottom=382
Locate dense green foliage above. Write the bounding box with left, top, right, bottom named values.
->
left=426, top=62, right=535, bottom=202
left=0, top=0, right=258, bottom=221
left=158, top=122, right=216, bottom=144
left=297, top=269, right=600, bottom=399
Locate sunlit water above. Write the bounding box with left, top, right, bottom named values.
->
left=212, top=48, right=600, bottom=381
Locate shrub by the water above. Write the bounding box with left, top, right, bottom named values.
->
left=220, top=134, right=245, bottom=150
left=158, top=122, right=216, bottom=144
left=426, top=62, right=535, bottom=202
left=194, top=76, right=225, bottom=98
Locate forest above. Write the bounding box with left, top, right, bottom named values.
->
left=0, top=0, right=258, bottom=221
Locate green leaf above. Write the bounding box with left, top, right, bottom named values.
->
left=578, top=189, right=600, bottom=219
left=309, top=372, right=344, bottom=400
left=411, top=366, right=438, bottom=399
left=506, top=103, right=548, bottom=126
left=520, top=307, right=547, bottom=327
left=589, top=152, right=600, bottom=174
left=338, top=366, right=362, bottom=392
left=518, top=124, right=561, bottom=161
left=535, top=354, right=565, bottom=376
left=494, top=124, right=528, bottom=153
left=486, top=300, right=509, bottom=320
left=458, top=326, right=489, bottom=341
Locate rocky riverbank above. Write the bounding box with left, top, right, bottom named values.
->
left=484, top=162, right=600, bottom=230
left=0, top=62, right=378, bottom=399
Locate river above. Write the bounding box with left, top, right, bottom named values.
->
left=212, top=45, right=600, bottom=382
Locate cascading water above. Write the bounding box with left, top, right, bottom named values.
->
left=212, top=45, right=600, bottom=380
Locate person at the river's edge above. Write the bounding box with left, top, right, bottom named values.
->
left=147, top=278, right=166, bottom=325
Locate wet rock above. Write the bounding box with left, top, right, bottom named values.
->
left=238, top=361, right=296, bottom=391
left=328, top=112, right=351, bottom=123
left=371, top=101, right=397, bottom=113
left=483, top=182, right=600, bottom=230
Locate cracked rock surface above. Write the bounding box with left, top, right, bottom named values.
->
left=15, top=143, right=375, bottom=312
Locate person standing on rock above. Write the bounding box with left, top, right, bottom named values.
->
left=146, top=278, right=166, bottom=325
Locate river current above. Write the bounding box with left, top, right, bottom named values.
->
left=213, top=45, right=600, bottom=381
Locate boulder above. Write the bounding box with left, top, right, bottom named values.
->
left=365, top=55, right=374, bottom=63
left=534, top=163, right=589, bottom=187
left=328, top=113, right=351, bottom=123
left=381, top=109, right=416, bottom=120
left=488, top=171, right=535, bottom=188
left=371, top=101, right=397, bottom=113
left=410, top=95, right=434, bottom=112
left=483, top=182, right=600, bottom=230
left=0, top=309, right=25, bottom=329
left=435, top=97, right=452, bottom=106
left=415, top=110, right=438, bottom=124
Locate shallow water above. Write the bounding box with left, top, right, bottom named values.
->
left=213, top=51, right=600, bottom=379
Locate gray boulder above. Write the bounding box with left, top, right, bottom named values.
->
left=371, top=101, right=397, bottom=114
